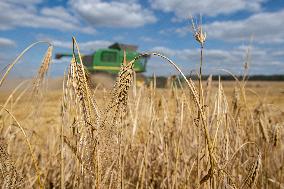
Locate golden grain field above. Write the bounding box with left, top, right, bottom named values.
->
left=0, top=35, right=283, bottom=189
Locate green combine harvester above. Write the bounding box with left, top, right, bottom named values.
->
left=56, top=43, right=149, bottom=87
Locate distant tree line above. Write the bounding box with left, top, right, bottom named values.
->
left=148, top=75, right=284, bottom=87
left=149, top=75, right=284, bottom=81
left=191, top=75, right=284, bottom=81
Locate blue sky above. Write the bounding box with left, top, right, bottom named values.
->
left=1, top=0, right=284, bottom=77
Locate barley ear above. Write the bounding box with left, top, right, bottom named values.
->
left=0, top=138, right=23, bottom=188
left=241, top=153, right=261, bottom=189
left=32, top=45, right=53, bottom=98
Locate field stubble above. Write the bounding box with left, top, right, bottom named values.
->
left=0, top=78, right=283, bottom=188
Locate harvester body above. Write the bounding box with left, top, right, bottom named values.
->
left=56, top=43, right=148, bottom=74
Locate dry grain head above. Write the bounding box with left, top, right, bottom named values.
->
left=32, top=45, right=53, bottom=95
left=30, top=45, right=53, bottom=119
left=68, top=39, right=99, bottom=130
left=191, top=15, right=206, bottom=46
left=97, top=51, right=136, bottom=187
left=232, top=86, right=240, bottom=116
left=61, top=38, right=101, bottom=187
left=241, top=153, right=261, bottom=189
left=271, top=124, right=280, bottom=147
left=103, top=50, right=135, bottom=126
left=0, top=138, right=22, bottom=188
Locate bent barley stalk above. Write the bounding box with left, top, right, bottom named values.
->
left=0, top=107, right=43, bottom=188
left=0, top=41, right=52, bottom=87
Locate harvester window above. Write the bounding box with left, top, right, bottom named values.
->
left=101, top=51, right=117, bottom=63
left=82, top=55, right=93, bottom=67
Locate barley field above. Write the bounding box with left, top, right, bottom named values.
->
left=0, top=36, right=283, bottom=189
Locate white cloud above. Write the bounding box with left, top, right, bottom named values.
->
left=0, top=37, right=16, bottom=47
left=52, top=39, right=112, bottom=52
left=150, top=45, right=284, bottom=75
left=152, top=46, right=176, bottom=57
left=70, top=0, right=157, bottom=28
left=0, top=52, right=12, bottom=66
left=205, top=9, right=284, bottom=44
left=5, top=0, right=42, bottom=4
left=174, top=9, right=284, bottom=45
left=40, top=6, right=76, bottom=23
left=0, top=1, right=95, bottom=33
left=175, top=26, right=191, bottom=37
left=0, top=0, right=157, bottom=32
left=139, top=36, right=157, bottom=43
left=150, top=0, right=264, bottom=20
left=152, top=47, right=242, bottom=69
left=271, top=50, right=284, bottom=57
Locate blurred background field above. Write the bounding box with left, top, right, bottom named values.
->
left=1, top=0, right=284, bottom=188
